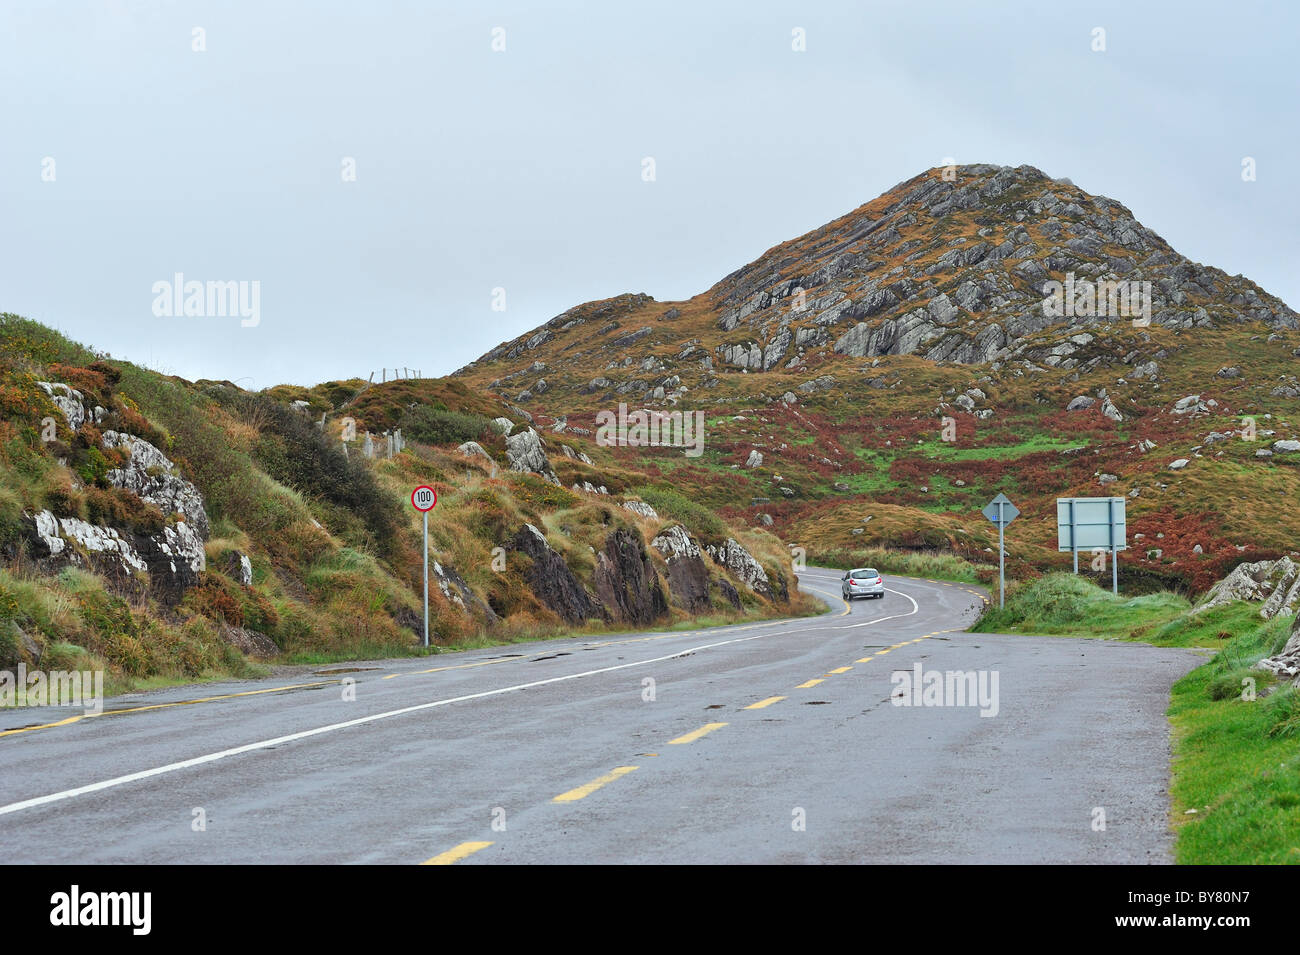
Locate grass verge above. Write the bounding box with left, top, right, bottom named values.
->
left=974, top=570, right=1300, bottom=863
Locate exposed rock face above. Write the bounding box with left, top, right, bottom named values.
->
left=490, top=417, right=514, bottom=435
left=25, top=509, right=205, bottom=603
left=504, top=428, right=558, bottom=484
left=458, top=164, right=1298, bottom=404
left=622, top=501, right=658, bottom=520
left=101, top=431, right=210, bottom=538
left=1194, top=557, right=1300, bottom=619
left=560, top=445, right=595, bottom=466
left=745, top=449, right=764, bottom=469
left=457, top=440, right=492, bottom=461
left=218, top=622, right=278, bottom=659
left=705, top=538, right=773, bottom=599
left=36, top=381, right=102, bottom=430
left=651, top=524, right=711, bottom=613
left=509, top=523, right=599, bottom=624
left=592, top=528, right=668, bottom=625
left=716, top=577, right=742, bottom=609
left=1259, top=620, right=1300, bottom=685
left=224, top=550, right=253, bottom=586
left=432, top=560, right=498, bottom=625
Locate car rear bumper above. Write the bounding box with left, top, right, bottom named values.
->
left=847, top=584, right=884, bottom=597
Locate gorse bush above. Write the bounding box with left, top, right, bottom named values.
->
left=220, top=392, right=400, bottom=555
left=399, top=405, right=492, bottom=446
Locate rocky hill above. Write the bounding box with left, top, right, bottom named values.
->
left=0, top=315, right=807, bottom=691
left=455, top=164, right=1300, bottom=594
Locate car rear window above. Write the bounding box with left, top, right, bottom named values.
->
left=851, top=569, right=879, bottom=579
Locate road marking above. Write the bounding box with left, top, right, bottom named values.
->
left=796, top=678, right=824, bottom=688
left=828, top=666, right=852, bottom=674
left=553, top=766, right=638, bottom=802
left=875, top=650, right=891, bottom=656
left=799, top=582, right=851, bottom=616
left=0, top=680, right=344, bottom=738
left=668, top=722, right=728, bottom=745
left=831, top=587, right=919, bottom=629
left=422, top=841, right=493, bottom=865
left=855, top=657, right=874, bottom=663
left=383, top=658, right=516, bottom=680
left=0, top=570, right=934, bottom=816
left=744, top=696, right=786, bottom=710
left=0, top=714, right=84, bottom=737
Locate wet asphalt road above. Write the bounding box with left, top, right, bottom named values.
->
left=0, top=568, right=1204, bottom=863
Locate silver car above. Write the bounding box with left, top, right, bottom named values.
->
left=841, top=567, right=885, bottom=600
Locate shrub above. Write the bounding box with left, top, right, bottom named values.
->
left=229, top=394, right=400, bottom=554
left=400, top=406, right=491, bottom=446
left=633, top=485, right=728, bottom=544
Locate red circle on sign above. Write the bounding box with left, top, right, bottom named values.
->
left=411, top=485, right=437, bottom=512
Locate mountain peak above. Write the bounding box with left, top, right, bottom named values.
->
left=461, top=163, right=1296, bottom=400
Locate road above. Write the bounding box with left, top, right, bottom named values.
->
left=0, top=568, right=1204, bottom=864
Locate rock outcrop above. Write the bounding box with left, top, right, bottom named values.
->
left=101, top=431, right=210, bottom=538
left=505, top=428, right=559, bottom=484
left=650, top=524, right=711, bottom=613
left=509, top=523, right=599, bottom=624
left=705, top=538, right=773, bottom=599
left=25, top=508, right=205, bottom=603
left=592, top=528, right=668, bottom=625
left=1194, top=557, right=1300, bottom=619
left=1258, top=620, right=1300, bottom=685
left=433, top=560, right=499, bottom=625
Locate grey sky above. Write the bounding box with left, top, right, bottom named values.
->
left=2, top=0, right=1296, bottom=388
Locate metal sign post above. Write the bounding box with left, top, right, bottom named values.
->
left=981, top=493, right=1020, bottom=609
left=411, top=485, right=438, bottom=647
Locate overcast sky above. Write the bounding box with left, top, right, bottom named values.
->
left=3, top=0, right=1296, bottom=388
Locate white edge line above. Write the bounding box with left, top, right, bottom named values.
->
left=0, top=576, right=922, bottom=817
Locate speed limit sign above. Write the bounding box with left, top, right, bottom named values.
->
left=413, top=485, right=437, bottom=649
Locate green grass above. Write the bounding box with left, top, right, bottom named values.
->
left=813, top=546, right=983, bottom=584
left=977, top=571, right=1300, bottom=863
left=1168, top=613, right=1300, bottom=864
left=972, top=572, right=1189, bottom=637
left=920, top=432, right=1086, bottom=462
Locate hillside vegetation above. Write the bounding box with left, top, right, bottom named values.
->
left=0, top=314, right=810, bottom=693
left=454, top=164, right=1300, bottom=597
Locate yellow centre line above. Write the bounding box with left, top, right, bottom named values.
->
left=827, top=666, right=852, bottom=674
left=1, top=679, right=343, bottom=737
left=667, top=722, right=728, bottom=745
left=383, top=657, right=516, bottom=679
left=744, top=696, right=786, bottom=710
left=553, top=765, right=639, bottom=802
left=421, top=841, right=493, bottom=865
left=0, top=714, right=84, bottom=737
left=796, top=678, right=824, bottom=688
left=874, top=650, right=891, bottom=656
left=855, top=657, right=875, bottom=663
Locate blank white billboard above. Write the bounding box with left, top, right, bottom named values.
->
left=1057, top=497, right=1127, bottom=552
